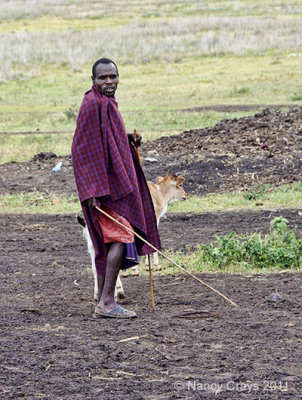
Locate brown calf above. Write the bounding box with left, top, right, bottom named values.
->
left=146, top=174, right=186, bottom=269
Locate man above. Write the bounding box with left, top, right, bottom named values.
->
left=72, top=58, right=161, bottom=319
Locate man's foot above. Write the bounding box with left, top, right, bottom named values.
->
left=93, top=304, right=137, bottom=319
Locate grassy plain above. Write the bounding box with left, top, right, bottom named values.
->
left=1, top=1, right=302, bottom=144
left=1, top=0, right=302, bottom=23
left=1, top=0, right=302, bottom=146
left=1, top=183, right=301, bottom=215
left=1, top=54, right=302, bottom=162
left=0, top=192, right=80, bottom=214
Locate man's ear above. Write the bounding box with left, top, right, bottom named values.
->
left=91, top=75, right=95, bottom=84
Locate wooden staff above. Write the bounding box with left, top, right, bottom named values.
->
left=134, top=129, right=155, bottom=310
left=134, top=129, right=142, bottom=164
left=95, top=205, right=238, bottom=307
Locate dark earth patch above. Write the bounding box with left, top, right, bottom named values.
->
left=0, top=107, right=301, bottom=196
left=179, top=104, right=298, bottom=112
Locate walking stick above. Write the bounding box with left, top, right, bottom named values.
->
left=94, top=205, right=238, bottom=307
left=134, top=129, right=156, bottom=310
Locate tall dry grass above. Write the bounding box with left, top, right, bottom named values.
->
left=1, top=16, right=301, bottom=81
left=1, top=0, right=301, bottom=21
left=0, top=0, right=193, bottom=20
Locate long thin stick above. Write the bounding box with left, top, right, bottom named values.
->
left=134, top=129, right=155, bottom=309
left=148, top=254, right=155, bottom=310
left=133, top=129, right=141, bottom=164
left=95, top=205, right=238, bottom=307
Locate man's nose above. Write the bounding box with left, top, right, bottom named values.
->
left=105, top=76, right=113, bottom=83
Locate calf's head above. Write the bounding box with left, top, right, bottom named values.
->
left=156, top=174, right=186, bottom=203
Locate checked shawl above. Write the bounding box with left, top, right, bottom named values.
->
left=71, top=86, right=161, bottom=275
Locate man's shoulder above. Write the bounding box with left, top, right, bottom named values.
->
left=83, top=88, right=99, bottom=102
left=81, top=89, right=101, bottom=109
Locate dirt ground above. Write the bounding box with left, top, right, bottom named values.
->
left=1, top=213, right=302, bottom=399
left=1, top=107, right=302, bottom=399
left=1, top=107, right=301, bottom=196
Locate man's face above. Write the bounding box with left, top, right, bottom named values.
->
left=92, top=63, right=119, bottom=97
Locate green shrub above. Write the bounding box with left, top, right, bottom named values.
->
left=64, top=106, right=77, bottom=121
left=291, top=93, right=302, bottom=101
left=292, top=181, right=302, bottom=192
left=201, top=217, right=302, bottom=269
left=242, top=182, right=271, bottom=200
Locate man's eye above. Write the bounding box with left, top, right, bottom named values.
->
left=98, top=75, right=117, bottom=80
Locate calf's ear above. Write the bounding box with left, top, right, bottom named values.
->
left=155, top=176, right=164, bottom=184
left=176, top=176, right=185, bottom=185
left=77, top=215, right=86, bottom=227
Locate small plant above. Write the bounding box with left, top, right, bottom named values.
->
left=242, top=183, right=271, bottom=201
left=291, top=93, right=302, bottom=101
left=270, top=216, right=289, bottom=234
left=292, top=181, right=302, bottom=192
left=201, top=217, right=302, bottom=270
left=64, top=106, right=77, bottom=121
left=231, top=87, right=250, bottom=96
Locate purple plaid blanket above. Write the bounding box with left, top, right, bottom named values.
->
left=72, top=86, right=161, bottom=275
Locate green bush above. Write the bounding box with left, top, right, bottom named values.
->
left=64, top=106, right=77, bottom=121
left=201, top=217, right=302, bottom=269
left=291, top=93, right=302, bottom=101
left=242, top=182, right=271, bottom=201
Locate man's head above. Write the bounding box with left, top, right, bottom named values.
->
left=92, top=58, right=119, bottom=97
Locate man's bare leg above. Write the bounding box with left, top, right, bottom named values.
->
left=97, top=243, right=124, bottom=311
left=96, top=274, right=105, bottom=304
left=95, top=242, right=137, bottom=317
left=96, top=244, right=110, bottom=303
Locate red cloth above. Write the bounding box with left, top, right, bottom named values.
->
left=71, top=86, right=161, bottom=275
left=97, top=206, right=134, bottom=244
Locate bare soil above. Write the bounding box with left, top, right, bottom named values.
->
left=1, top=212, right=302, bottom=400
left=1, top=107, right=302, bottom=399
left=1, top=107, right=301, bottom=196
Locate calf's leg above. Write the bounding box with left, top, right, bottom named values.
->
left=116, top=275, right=125, bottom=299
left=153, top=252, right=161, bottom=271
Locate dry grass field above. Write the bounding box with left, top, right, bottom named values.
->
left=1, top=0, right=302, bottom=158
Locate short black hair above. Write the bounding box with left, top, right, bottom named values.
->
left=92, top=58, right=119, bottom=77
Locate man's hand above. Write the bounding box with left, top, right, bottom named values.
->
left=128, top=132, right=142, bottom=148
left=83, top=197, right=99, bottom=208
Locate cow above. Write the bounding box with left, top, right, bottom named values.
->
left=78, top=174, right=186, bottom=300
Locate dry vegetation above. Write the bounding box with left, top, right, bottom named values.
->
left=0, top=0, right=301, bottom=21
left=1, top=0, right=302, bottom=145
left=1, top=17, right=302, bottom=82
left=1, top=1, right=302, bottom=82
